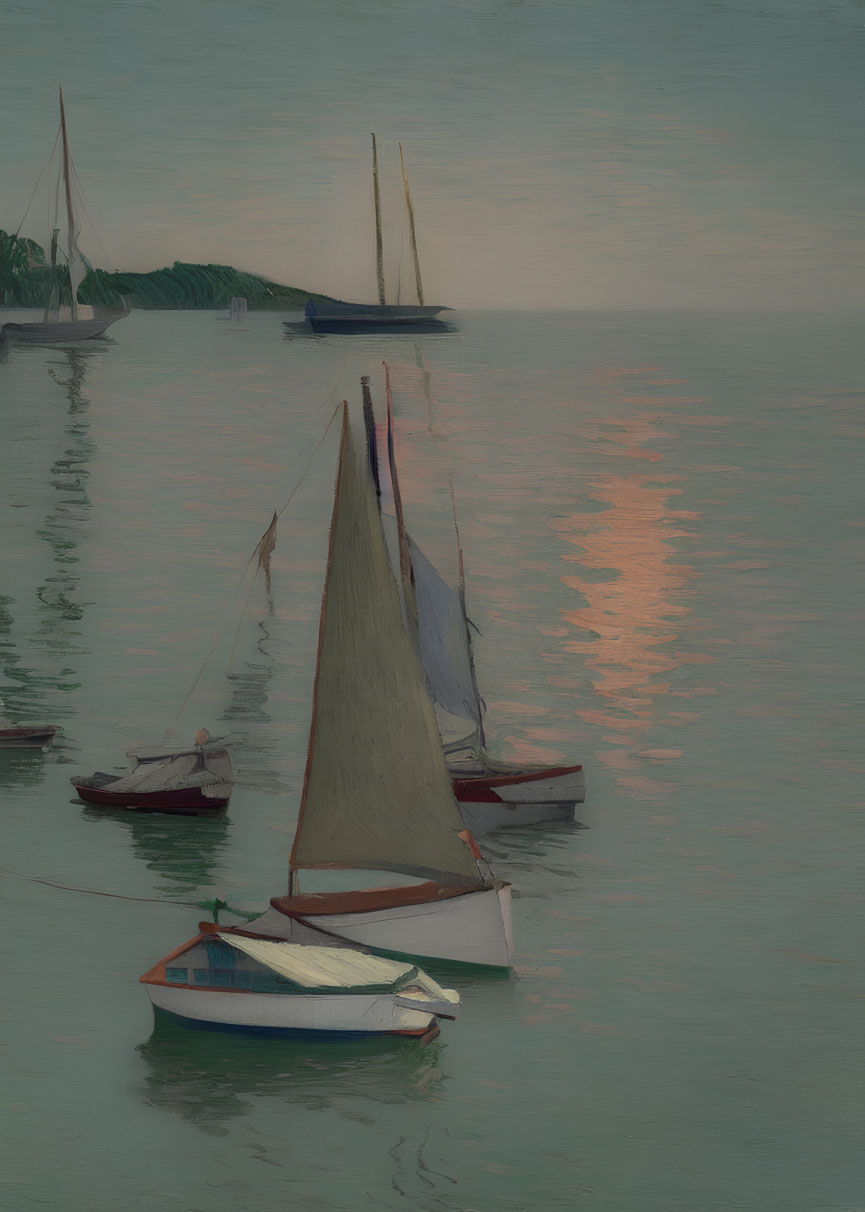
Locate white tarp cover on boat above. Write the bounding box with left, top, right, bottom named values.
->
left=217, top=934, right=415, bottom=989
left=105, top=750, right=233, bottom=798
left=290, top=409, right=481, bottom=888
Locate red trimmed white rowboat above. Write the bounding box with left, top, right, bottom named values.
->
left=451, top=763, right=586, bottom=834
left=374, top=372, right=587, bottom=835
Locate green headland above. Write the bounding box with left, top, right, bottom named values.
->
left=0, top=229, right=333, bottom=311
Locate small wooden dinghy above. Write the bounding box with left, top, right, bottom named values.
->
left=71, top=737, right=233, bottom=816
left=0, top=721, right=59, bottom=748
left=140, top=926, right=460, bottom=1037
left=377, top=372, right=585, bottom=832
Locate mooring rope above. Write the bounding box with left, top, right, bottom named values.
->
left=0, top=866, right=257, bottom=920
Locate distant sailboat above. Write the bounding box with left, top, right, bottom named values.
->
left=0, top=86, right=129, bottom=346
left=376, top=367, right=586, bottom=833
left=247, top=403, right=513, bottom=969
left=301, top=136, right=450, bottom=333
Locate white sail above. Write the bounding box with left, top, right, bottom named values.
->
left=373, top=382, right=484, bottom=746
left=408, top=537, right=483, bottom=734
left=290, top=407, right=482, bottom=888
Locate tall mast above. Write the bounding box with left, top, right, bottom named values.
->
left=450, top=477, right=486, bottom=746
left=384, top=362, right=417, bottom=630
left=371, top=133, right=386, bottom=306
left=399, top=143, right=425, bottom=306
left=58, top=85, right=78, bottom=322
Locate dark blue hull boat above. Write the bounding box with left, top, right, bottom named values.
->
left=300, top=299, right=451, bottom=334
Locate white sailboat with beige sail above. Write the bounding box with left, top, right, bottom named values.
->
left=247, top=403, right=513, bottom=969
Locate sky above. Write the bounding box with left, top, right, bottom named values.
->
left=2, top=0, right=865, bottom=309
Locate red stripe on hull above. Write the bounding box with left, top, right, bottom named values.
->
left=72, top=783, right=229, bottom=816
left=451, top=764, right=582, bottom=804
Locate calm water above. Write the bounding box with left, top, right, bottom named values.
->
left=1, top=310, right=863, bottom=1211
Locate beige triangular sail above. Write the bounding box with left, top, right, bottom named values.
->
left=290, top=405, right=482, bottom=888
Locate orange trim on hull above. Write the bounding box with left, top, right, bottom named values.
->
left=139, top=933, right=205, bottom=985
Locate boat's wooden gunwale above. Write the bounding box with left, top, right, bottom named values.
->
left=270, top=881, right=477, bottom=918
left=452, top=763, right=582, bottom=795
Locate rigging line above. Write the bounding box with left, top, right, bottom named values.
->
left=276, top=396, right=344, bottom=522
left=0, top=866, right=258, bottom=920
left=68, top=158, right=115, bottom=270
left=174, top=356, right=351, bottom=721
left=13, top=127, right=62, bottom=239
left=224, top=396, right=345, bottom=676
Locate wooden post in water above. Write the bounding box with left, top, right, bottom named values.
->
left=371, top=133, right=386, bottom=306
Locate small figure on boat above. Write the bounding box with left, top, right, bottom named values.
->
left=70, top=730, right=233, bottom=816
